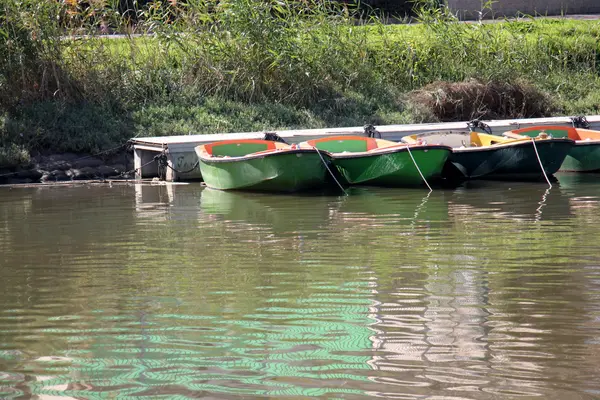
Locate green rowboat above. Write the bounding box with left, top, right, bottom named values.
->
left=195, top=139, right=332, bottom=192
left=402, top=131, right=574, bottom=180
left=299, top=136, right=452, bottom=187
left=504, top=125, right=600, bottom=172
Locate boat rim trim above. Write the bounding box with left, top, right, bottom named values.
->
left=196, top=148, right=332, bottom=163
left=452, top=138, right=575, bottom=153
left=330, top=144, right=453, bottom=159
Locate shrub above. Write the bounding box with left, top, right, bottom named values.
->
left=407, top=79, right=556, bottom=121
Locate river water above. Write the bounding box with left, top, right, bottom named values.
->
left=1, top=174, right=600, bottom=399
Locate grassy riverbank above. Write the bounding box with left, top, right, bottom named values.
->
left=2, top=0, right=600, bottom=167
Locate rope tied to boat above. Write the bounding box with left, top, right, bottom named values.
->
left=155, top=152, right=168, bottom=180
left=467, top=119, right=493, bottom=135
left=312, top=146, right=348, bottom=196
left=571, top=116, right=590, bottom=129
left=155, top=151, right=200, bottom=181
left=263, top=132, right=289, bottom=144
left=364, top=124, right=382, bottom=138
left=114, top=156, right=159, bottom=180
left=167, top=159, right=200, bottom=174
left=405, top=144, right=433, bottom=193
left=530, top=137, right=552, bottom=188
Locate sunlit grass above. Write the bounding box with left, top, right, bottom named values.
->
left=2, top=0, right=600, bottom=165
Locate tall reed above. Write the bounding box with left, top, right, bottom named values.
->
left=1, top=0, right=600, bottom=162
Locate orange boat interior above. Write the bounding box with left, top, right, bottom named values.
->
left=199, top=140, right=290, bottom=158
left=508, top=125, right=600, bottom=141
left=300, top=136, right=400, bottom=153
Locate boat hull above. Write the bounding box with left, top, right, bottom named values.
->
left=332, top=145, right=452, bottom=187
left=503, top=125, right=600, bottom=172
left=196, top=149, right=331, bottom=192
left=448, top=139, right=574, bottom=180
left=561, top=142, right=600, bottom=172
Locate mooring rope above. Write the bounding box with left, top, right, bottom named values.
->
left=155, top=152, right=200, bottom=175
left=571, top=115, right=591, bottom=129
left=467, top=119, right=493, bottom=135
left=263, top=132, right=289, bottom=144
left=116, top=157, right=160, bottom=179
left=405, top=144, right=433, bottom=192
left=166, top=160, right=200, bottom=174
left=364, top=124, right=382, bottom=138
left=312, top=146, right=348, bottom=196
left=530, top=137, right=552, bottom=188
left=152, top=151, right=200, bottom=181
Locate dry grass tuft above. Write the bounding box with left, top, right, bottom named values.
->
left=407, top=79, right=556, bottom=122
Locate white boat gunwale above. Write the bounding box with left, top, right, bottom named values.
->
left=569, top=139, right=600, bottom=146
left=451, top=137, right=575, bottom=153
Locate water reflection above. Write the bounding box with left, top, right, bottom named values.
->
left=200, top=188, right=337, bottom=239
left=448, top=180, right=574, bottom=222
left=134, top=182, right=205, bottom=221
left=334, top=187, right=449, bottom=225
left=556, top=173, right=600, bottom=218
left=1, top=179, right=600, bottom=399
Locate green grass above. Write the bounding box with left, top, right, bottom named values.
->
left=0, top=144, right=31, bottom=169
left=2, top=0, right=600, bottom=167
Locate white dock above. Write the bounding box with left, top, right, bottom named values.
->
left=130, top=115, right=600, bottom=181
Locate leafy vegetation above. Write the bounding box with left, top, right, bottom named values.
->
left=1, top=0, right=600, bottom=166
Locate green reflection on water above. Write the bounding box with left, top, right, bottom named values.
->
left=0, top=177, right=600, bottom=399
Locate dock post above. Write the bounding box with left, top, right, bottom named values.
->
left=165, top=152, right=177, bottom=182
left=134, top=148, right=143, bottom=179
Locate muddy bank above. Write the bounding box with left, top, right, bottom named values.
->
left=0, top=152, right=134, bottom=185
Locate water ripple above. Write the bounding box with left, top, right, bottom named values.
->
left=1, top=180, right=600, bottom=398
